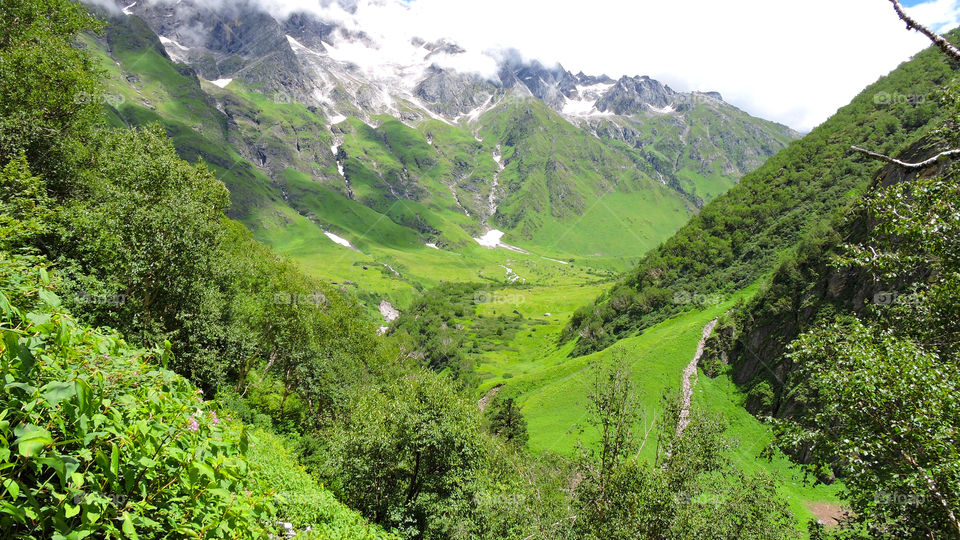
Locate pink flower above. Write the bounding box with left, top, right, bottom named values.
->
left=211, top=411, right=220, bottom=426
left=187, top=414, right=199, bottom=432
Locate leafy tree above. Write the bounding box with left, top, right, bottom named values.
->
left=572, top=356, right=795, bottom=539
left=326, top=371, right=487, bottom=538
left=486, top=397, right=529, bottom=447
left=0, top=155, right=52, bottom=251
left=0, top=0, right=103, bottom=188
left=775, top=151, right=960, bottom=536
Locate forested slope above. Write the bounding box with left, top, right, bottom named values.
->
left=565, top=31, right=960, bottom=355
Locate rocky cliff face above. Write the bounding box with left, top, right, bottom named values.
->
left=596, top=75, right=676, bottom=113
left=704, top=140, right=957, bottom=419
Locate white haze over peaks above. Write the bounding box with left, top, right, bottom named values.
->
left=99, top=0, right=960, bottom=131
left=318, top=0, right=960, bottom=132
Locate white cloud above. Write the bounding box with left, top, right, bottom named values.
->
left=150, top=0, right=960, bottom=131
left=310, top=0, right=960, bottom=131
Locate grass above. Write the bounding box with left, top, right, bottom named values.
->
left=470, top=283, right=840, bottom=532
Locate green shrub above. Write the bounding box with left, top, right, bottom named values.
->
left=0, top=254, right=272, bottom=538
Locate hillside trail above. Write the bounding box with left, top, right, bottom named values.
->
left=676, top=318, right=718, bottom=438
left=478, top=384, right=504, bottom=412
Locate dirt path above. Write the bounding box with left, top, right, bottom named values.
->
left=478, top=384, right=503, bottom=412
left=676, top=318, right=718, bottom=437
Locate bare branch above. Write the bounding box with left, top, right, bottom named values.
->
left=851, top=145, right=960, bottom=169
left=888, top=0, right=960, bottom=63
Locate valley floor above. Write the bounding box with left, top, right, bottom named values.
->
left=275, top=221, right=843, bottom=532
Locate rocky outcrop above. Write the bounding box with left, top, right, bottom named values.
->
left=414, top=67, right=499, bottom=117
left=596, top=75, right=676, bottom=113
left=706, top=140, right=958, bottom=419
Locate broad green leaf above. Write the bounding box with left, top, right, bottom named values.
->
left=194, top=462, right=215, bottom=481
left=75, top=379, right=92, bottom=413
left=38, top=289, right=60, bottom=308
left=5, top=382, right=37, bottom=395
left=64, top=502, right=80, bottom=518
left=0, top=292, right=18, bottom=320
left=2, top=331, right=18, bottom=362
left=12, top=425, right=52, bottom=458
left=110, top=444, right=119, bottom=481
left=3, top=478, right=19, bottom=499
left=16, top=346, right=35, bottom=378
left=42, top=381, right=75, bottom=407
left=122, top=512, right=138, bottom=538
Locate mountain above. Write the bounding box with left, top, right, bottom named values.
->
left=565, top=31, right=960, bottom=355
left=11, top=0, right=960, bottom=535
left=82, top=0, right=797, bottom=314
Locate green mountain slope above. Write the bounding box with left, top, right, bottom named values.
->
left=565, top=31, right=960, bottom=355
left=81, top=10, right=797, bottom=321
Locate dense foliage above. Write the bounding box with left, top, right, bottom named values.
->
left=568, top=358, right=796, bottom=539
left=773, top=148, right=960, bottom=536
left=0, top=253, right=397, bottom=538
left=12, top=0, right=949, bottom=537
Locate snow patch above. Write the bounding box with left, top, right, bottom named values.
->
left=475, top=229, right=505, bottom=248
left=648, top=104, right=676, bottom=114
left=455, top=95, right=495, bottom=124
left=577, top=83, right=614, bottom=97
left=159, top=36, right=191, bottom=64
left=324, top=231, right=355, bottom=250
left=541, top=256, right=570, bottom=265
left=474, top=230, right=529, bottom=253
left=210, top=78, right=233, bottom=89
left=286, top=35, right=308, bottom=51
left=425, top=243, right=440, bottom=250
left=158, top=36, right=189, bottom=51
left=328, top=114, right=347, bottom=125
left=562, top=97, right=598, bottom=116
left=122, top=2, right=136, bottom=15
left=498, top=265, right=524, bottom=284
left=484, top=145, right=504, bottom=225
left=331, top=145, right=346, bottom=177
